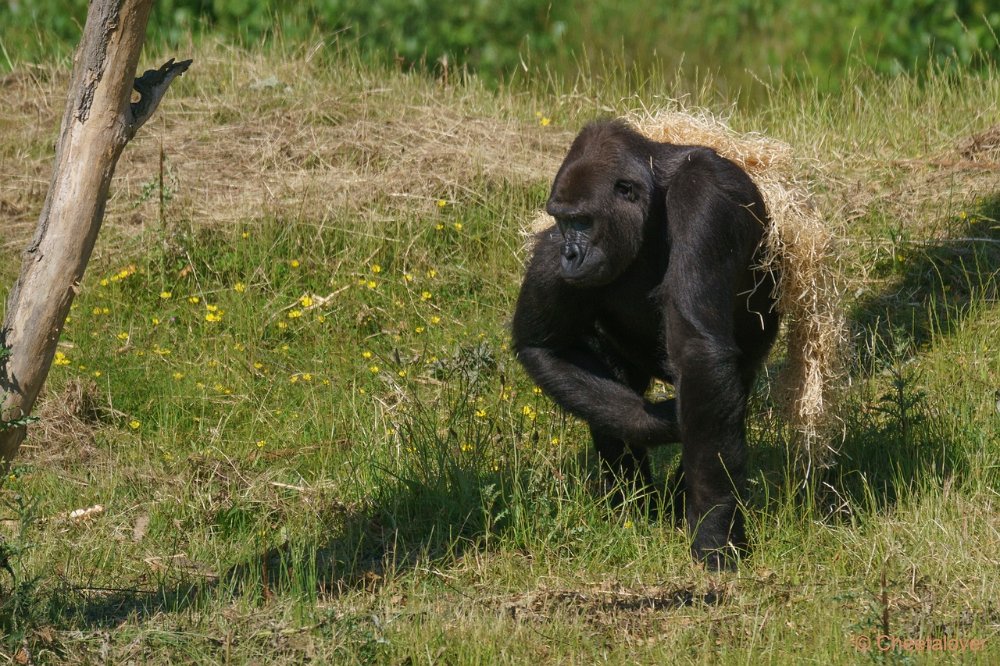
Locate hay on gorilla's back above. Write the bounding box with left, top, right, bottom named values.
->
left=532, top=108, right=848, bottom=463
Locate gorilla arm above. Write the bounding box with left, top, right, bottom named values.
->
left=511, top=245, right=679, bottom=446
left=660, top=150, right=768, bottom=565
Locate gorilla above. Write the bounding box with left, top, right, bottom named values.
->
left=512, top=119, right=779, bottom=570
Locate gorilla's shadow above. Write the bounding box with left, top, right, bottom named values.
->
left=755, top=194, right=999, bottom=516
left=56, top=461, right=504, bottom=627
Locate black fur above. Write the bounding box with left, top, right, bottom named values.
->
left=512, top=120, right=779, bottom=570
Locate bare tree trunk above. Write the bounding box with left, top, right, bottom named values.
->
left=0, top=0, right=190, bottom=463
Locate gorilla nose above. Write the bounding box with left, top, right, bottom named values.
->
left=561, top=243, right=584, bottom=272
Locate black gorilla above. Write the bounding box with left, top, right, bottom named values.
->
left=512, top=119, right=779, bottom=570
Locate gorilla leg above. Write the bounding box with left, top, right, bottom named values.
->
left=592, top=395, right=680, bottom=514
left=591, top=425, right=654, bottom=502
left=675, top=351, right=750, bottom=571
left=666, top=462, right=686, bottom=527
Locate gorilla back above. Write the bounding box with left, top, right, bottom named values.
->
left=512, top=119, right=779, bottom=570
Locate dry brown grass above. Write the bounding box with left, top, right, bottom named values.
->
left=1, top=45, right=569, bottom=252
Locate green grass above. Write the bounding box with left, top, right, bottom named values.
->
left=0, top=43, right=998, bottom=663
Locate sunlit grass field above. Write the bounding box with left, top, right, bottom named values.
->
left=0, top=43, right=998, bottom=663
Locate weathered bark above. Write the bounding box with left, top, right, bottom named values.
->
left=0, top=0, right=190, bottom=463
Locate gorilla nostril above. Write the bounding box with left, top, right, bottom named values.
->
left=562, top=242, right=582, bottom=261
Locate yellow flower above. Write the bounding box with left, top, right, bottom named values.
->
left=233, top=342, right=245, bottom=352
left=421, top=291, right=432, bottom=301
left=152, top=317, right=160, bottom=326
left=550, top=436, right=560, bottom=445
left=160, top=291, right=172, bottom=299
left=253, top=362, right=264, bottom=370
left=288, top=309, right=303, bottom=319
left=277, top=321, right=288, bottom=330
left=290, top=375, right=299, bottom=384
left=92, top=370, right=102, bottom=378
left=316, top=314, right=327, bottom=323
left=242, top=231, right=250, bottom=239
left=290, top=259, right=300, bottom=268
left=188, top=296, right=200, bottom=304
left=101, top=307, right=110, bottom=315
left=460, top=442, right=474, bottom=452
left=205, top=312, right=223, bottom=323
left=369, top=365, right=380, bottom=374
left=361, top=351, right=373, bottom=359
left=540, top=117, right=551, bottom=127
left=475, top=409, right=487, bottom=418
left=415, top=326, right=425, bottom=334
left=100, top=278, right=109, bottom=287
left=234, top=282, right=246, bottom=293
left=129, top=420, right=141, bottom=430
left=300, top=295, right=314, bottom=307
left=453, top=222, right=463, bottom=231
left=437, top=199, right=447, bottom=208
left=430, top=316, right=441, bottom=325
left=427, top=269, right=438, bottom=279
left=302, top=373, right=313, bottom=382
left=256, top=439, right=266, bottom=448
left=116, top=332, right=129, bottom=341
left=435, top=223, right=445, bottom=231
left=532, top=387, right=542, bottom=395
left=397, top=370, right=407, bottom=378
left=173, top=372, right=184, bottom=380
left=958, top=210, right=968, bottom=220
left=366, top=280, right=377, bottom=289
left=371, top=264, right=382, bottom=274
left=403, top=273, right=414, bottom=283
left=53, top=351, right=71, bottom=366
left=624, top=520, right=633, bottom=529
left=522, top=405, right=537, bottom=420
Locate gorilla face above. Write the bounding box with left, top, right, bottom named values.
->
left=545, top=123, right=653, bottom=287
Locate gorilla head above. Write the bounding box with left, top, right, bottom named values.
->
left=545, top=121, right=658, bottom=287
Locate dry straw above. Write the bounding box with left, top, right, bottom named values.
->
left=532, top=106, right=848, bottom=466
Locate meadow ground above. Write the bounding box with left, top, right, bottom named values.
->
left=0, top=44, right=998, bottom=663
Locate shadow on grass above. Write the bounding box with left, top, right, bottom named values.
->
left=754, top=193, right=998, bottom=518
left=852, top=195, right=999, bottom=354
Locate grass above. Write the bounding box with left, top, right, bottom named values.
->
left=0, top=42, right=998, bottom=663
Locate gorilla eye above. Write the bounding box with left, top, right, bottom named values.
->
left=614, top=180, right=636, bottom=200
